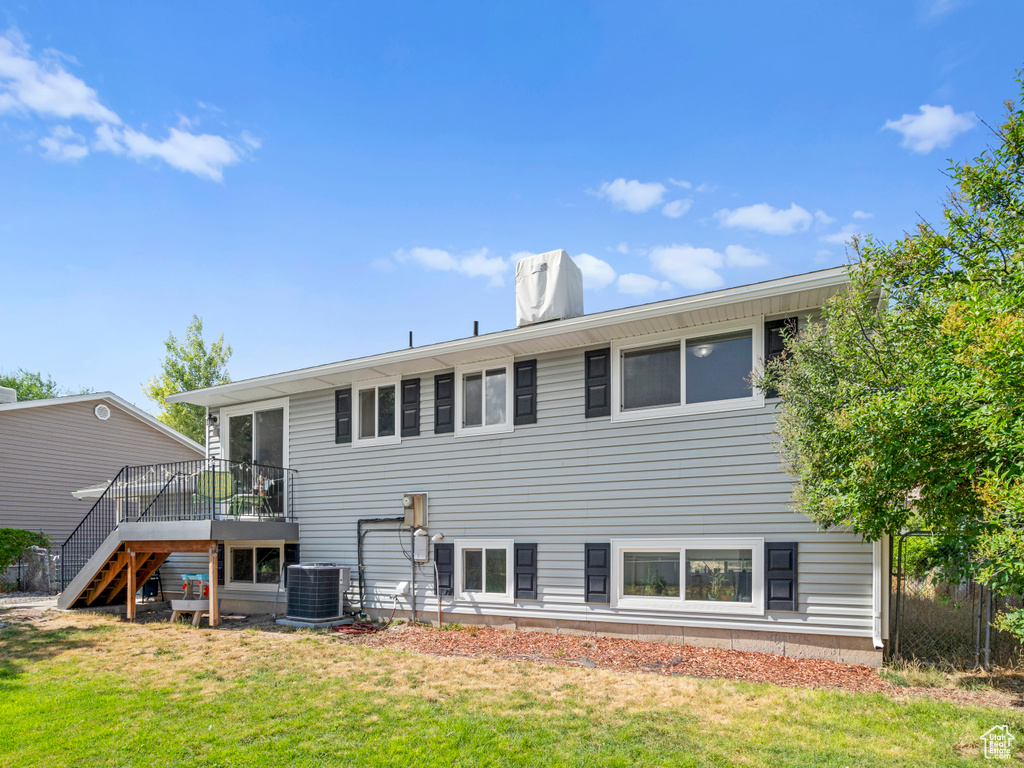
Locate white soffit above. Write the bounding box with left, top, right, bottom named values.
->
left=170, top=267, right=850, bottom=408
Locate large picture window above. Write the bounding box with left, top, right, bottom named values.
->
left=352, top=379, right=400, bottom=446
left=454, top=360, right=513, bottom=436
left=454, top=539, right=514, bottom=603
left=611, top=322, right=763, bottom=422
left=612, top=539, right=763, bottom=615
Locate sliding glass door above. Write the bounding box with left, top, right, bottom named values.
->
left=221, top=400, right=288, bottom=518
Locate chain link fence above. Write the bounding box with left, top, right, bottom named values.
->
left=889, top=532, right=1023, bottom=669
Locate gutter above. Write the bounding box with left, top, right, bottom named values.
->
left=872, top=539, right=884, bottom=650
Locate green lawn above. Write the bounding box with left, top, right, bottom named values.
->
left=1, top=613, right=1021, bottom=767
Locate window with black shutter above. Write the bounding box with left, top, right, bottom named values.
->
left=216, top=543, right=225, bottom=586
left=434, top=373, right=454, bottom=434
left=435, top=541, right=454, bottom=595
left=335, top=389, right=352, bottom=443
left=585, top=348, right=611, bottom=418
left=584, top=542, right=611, bottom=603
left=513, top=360, right=537, bottom=425
left=764, top=542, right=798, bottom=611
left=401, top=379, right=420, bottom=437
left=514, top=543, right=538, bottom=600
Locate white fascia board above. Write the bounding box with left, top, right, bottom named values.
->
left=0, top=391, right=204, bottom=454
left=169, top=266, right=851, bottom=408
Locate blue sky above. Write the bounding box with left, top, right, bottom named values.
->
left=1, top=1, right=1022, bottom=409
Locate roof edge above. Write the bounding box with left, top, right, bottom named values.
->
left=168, top=265, right=850, bottom=406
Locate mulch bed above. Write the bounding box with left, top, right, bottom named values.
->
left=353, top=624, right=894, bottom=694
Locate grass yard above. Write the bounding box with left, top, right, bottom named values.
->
left=2, top=611, right=1022, bottom=767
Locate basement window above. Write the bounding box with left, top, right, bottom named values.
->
left=455, top=539, right=514, bottom=603
left=228, top=543, right=283, bottom=586
left=612, top=538, right=764, bottom=615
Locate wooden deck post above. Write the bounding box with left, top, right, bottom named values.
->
left=126, top=549, right=137, bottom=622
left=208, top=545, right=219, bottom=628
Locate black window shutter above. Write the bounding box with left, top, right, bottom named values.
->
left=513, top=360, right=537, bottom=425
left=401, top=378, right=421, bottom=437
left=434, top=373, right=455, bottom=434
left=584, top=543, right=611, bottom=603
left=216, top=543, right=224, bottom=586
left=765, top=542, right=798, bottom=611
left=435, top=542, right=455, bottom=596
left=764, top=318, right=798, bottom=398
left=283, top=543, right=300, bottom=587
left=584, top=349, right=611, bottom=418
left=514, top=543, right=538, bottom=600
left=335, top=389, right=352, bottom=443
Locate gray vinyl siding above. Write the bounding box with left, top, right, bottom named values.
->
left=0, top=400, right=203, bottom=543
left=217, top=345, right=875, bottom=638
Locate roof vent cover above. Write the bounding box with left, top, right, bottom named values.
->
left=515, top=249, right=584, bottom=328
left=94, top=404, right=111, bottom=420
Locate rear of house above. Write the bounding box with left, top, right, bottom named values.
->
left=164, top=257, right=887, bottom=665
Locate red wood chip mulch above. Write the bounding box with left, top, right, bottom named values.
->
left=354, top=625, right=893, bottom=694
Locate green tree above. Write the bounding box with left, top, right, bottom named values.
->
left=758, top=72, right=1024, bottom=636
left=0, top=369, right=90, bottom=401
left=143, top=316, right=232, bottom=445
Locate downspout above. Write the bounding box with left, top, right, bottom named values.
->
left=871, top=539, right=884, bottom=650
left=356, top=517, right=404, bottom=616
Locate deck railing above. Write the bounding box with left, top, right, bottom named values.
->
left=60, top=458, right=296, bottom=589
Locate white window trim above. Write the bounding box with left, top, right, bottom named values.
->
left=352, top=377, right=402, bottom=447
left=219, top=398, right=290, bottom=467
left=454, top=358, right=514, bottom=437
left=611, top=538, right=764, bottom=615
left=610, top=318, right=765, bottom=423
left=454, top=538, right=515, bottom=604
left=226, top=539, right=285, bottom=592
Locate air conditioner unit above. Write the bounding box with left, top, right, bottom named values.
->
left=285, top=563, right=351, bottom=621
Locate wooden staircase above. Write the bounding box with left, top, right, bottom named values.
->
left=74, top=544, right=169, bottom=608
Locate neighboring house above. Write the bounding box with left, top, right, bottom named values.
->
left=0, top=391, right=204, bottom=543
left=56, top=253, right=888, bottom=665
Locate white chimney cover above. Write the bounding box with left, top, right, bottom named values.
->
left=0, top=386, right=16, bottom=404
left=515, top=249, right=584, bottom=327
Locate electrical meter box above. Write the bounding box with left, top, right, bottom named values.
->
left=402, top=492, right=427, bottom=528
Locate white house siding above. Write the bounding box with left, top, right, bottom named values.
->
left=210, top=344, right=877, bottom=655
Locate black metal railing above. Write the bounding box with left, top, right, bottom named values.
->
left=60, top=458, right=296, bottom=590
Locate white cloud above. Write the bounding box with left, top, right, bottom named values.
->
left=715, top=202, right=814, bottom=235
left=852, top=210, right=873, bottom=219
left=883, top=104, right=974, bottom=153
left=813, top=210, right=836, bottom=228
left=596, top=178, right=667, bottom=213
left=0, top=28, right=256, bottom=181
left=649, top=244, right=727, bottom=291
left=115, top=126, right=242, bottom=183
left=616, top=242, right=629, bottom=254
left=38, top=125, right=87, bottom=161
left=668, top=178, right=691, bottom=189
left=662, top=199, right=693, bottom=219
left=573, top=253, right=616, bottom=290
left=723, top=245, right=769, bottom=268
left=0, top=30, right=120, bottom=123
left=648, top=243, right=770, bottom=291
left=820, top=225, right=862, bottom=245
left=617, top=273, right=671, bottom=295
left=394, top=247, right=509, bottom=286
